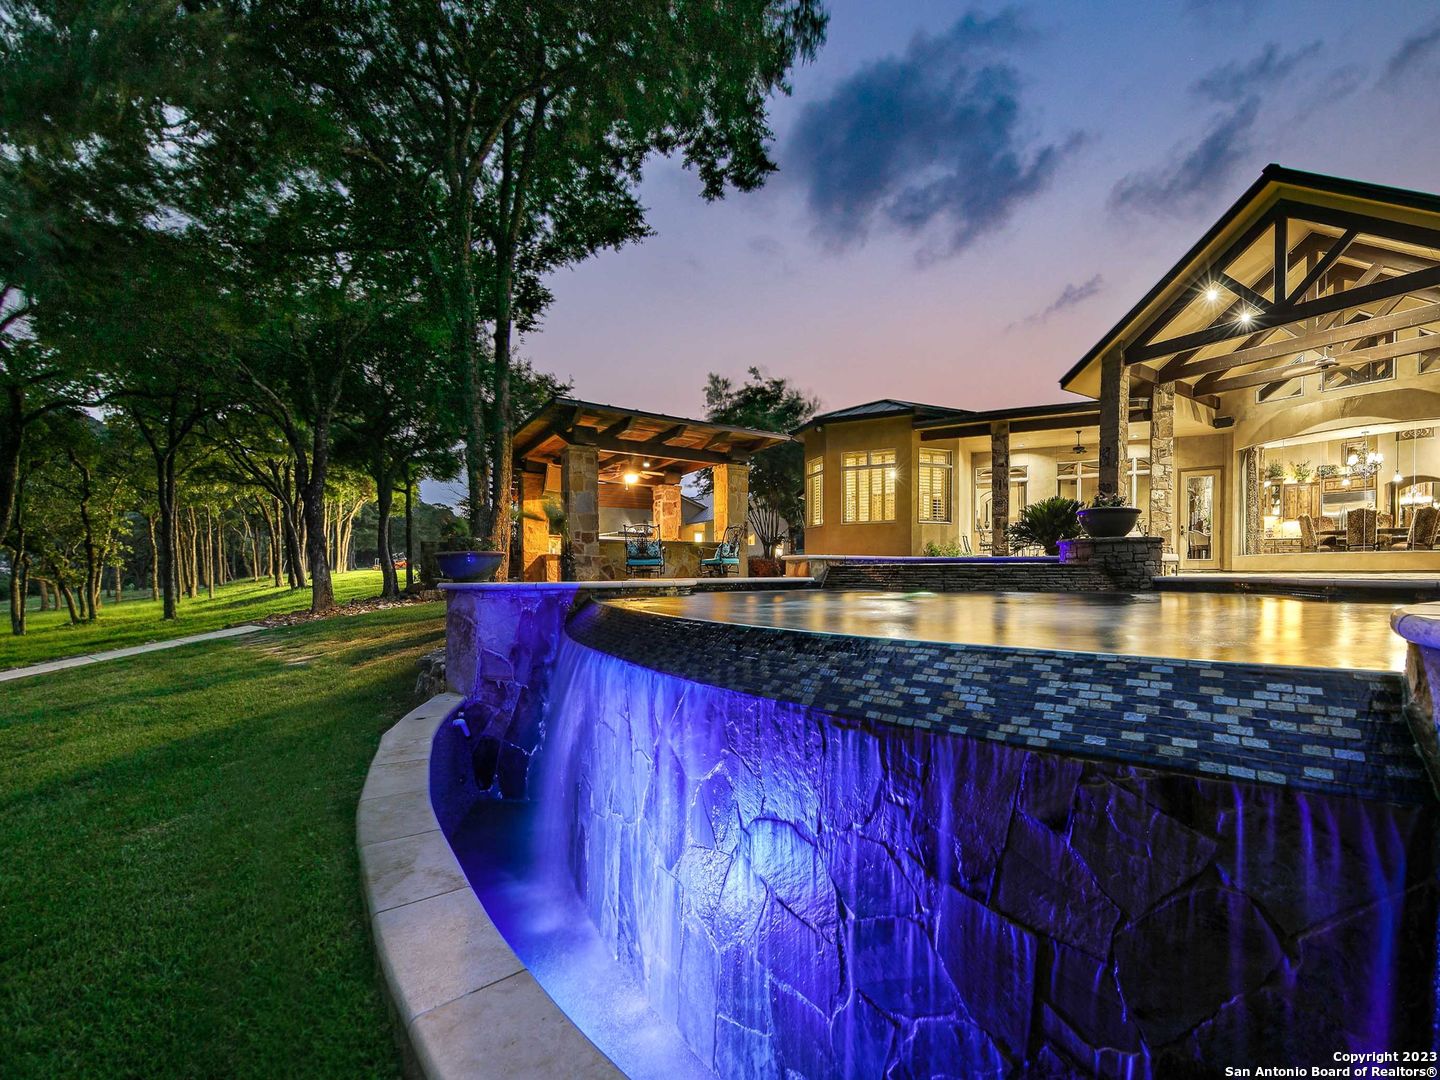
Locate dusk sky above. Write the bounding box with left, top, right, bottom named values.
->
left=520, top=0, right=1440, bottom=420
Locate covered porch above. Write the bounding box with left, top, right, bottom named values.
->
left=1069, top=165, right=1440, bottom=571
left=511, top=397, right=790, bottom=581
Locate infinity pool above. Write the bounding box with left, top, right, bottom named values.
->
left=614, top=589, right=1407, bottom=672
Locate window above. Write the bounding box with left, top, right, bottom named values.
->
left=1056, top=459, right=1098, bottom=502
left=1256, top=358, right=1307, bottom=403
left=806, top=458, right=823, bottom=527
left=1321, top=358, right=1395, bottom=391
left=842, top=449, right=896, bottom=523
left=1417, top=330, right=1440, bottom=374
left=917, top=449, right=952, bottom=522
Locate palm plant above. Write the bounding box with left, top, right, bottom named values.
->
left=1007, top=496, right=1083, bottom=555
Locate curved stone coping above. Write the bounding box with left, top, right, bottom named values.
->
left=1393, top=602, right=1440, bottom=650
left=439, top=577, right=807, bottom=592
left=782, top=554, right=1057, bottom=567
left=569, top=600, right=1429, bottom=805
left=357, top=692, right=621, bottom=1079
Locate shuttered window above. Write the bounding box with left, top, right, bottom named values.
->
left=806, top=458, right=823, bottom=526
left=842, top=449, right=896, bottom=523
left=917, top=449, right=951, bottom=522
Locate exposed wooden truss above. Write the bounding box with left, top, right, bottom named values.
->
left=1126, top=200, right=1440, bottom=388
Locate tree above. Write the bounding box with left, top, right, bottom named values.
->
left=249, top=0, right=828, bottom=571
left=703, top=367, right=819, bottom=551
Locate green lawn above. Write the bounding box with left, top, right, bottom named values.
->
left=1, top=571, right=392, bottom=670
left=0, top=602, right=446, bottom=1078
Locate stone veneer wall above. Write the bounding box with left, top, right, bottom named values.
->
left=820, top=537, right=1164, bottom=593
left=436, top=586, right=1440, bottom=1077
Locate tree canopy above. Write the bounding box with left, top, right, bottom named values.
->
left=0, top=1, right=827, bottom=630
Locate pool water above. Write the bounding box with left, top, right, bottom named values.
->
left=448, top=799, right=713, bottom=1080
left=613, top=589, right=1407, bottom=672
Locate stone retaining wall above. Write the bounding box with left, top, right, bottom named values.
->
left=435, top=586, right=1440, bottom=1077
left=818, top=537, right=1164, bottom=592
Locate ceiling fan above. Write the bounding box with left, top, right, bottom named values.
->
left=1071, top=429, right=1086, bottom=455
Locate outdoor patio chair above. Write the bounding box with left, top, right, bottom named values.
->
left=960, top=535, right=974, bottom=555
left=699, top=524, right=745, bottom=577
left=622, top=523, right=665, bottom=578
left=1391, top=505, right=1440, bottom=550
left=1346, top=507, right=1378, bottom=551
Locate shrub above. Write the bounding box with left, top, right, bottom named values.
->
left=1008, top=496, right=1083, bottom=555
left=1088, top=490, right=1130, bottom=509
left=922, top=540, right=966, bottom=557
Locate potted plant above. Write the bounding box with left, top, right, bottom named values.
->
left=1264, top=461, right=1285, bottom=485
left=435, top=520, right=505, bottom=582
left=1317, top=464, right=1339, bottom=479
left=1078, top=490, right=1142, bottom=538
left=1290, top=460, right=1312, bottom=483
left=1007, top=496, right=1083, bottom=555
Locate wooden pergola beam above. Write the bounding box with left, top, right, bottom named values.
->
left=1286, top=228, right=1356, bottom=304
left=919, top=408, right=1152, bottom=442
left=560, top=427, right=748, bottom=466
left=1134, top=264, right=1440, bottom=363
left=1159, top=297, right=1440, bottom=383
left=1199, top=334, right=1438, bottom=394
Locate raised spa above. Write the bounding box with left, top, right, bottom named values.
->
left=430, top=585, right=1438, bottom=1078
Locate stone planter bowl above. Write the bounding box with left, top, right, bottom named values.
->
left=435, top=550, right=505, bottom=582
left=1078, top=506, right=1142, bottom=539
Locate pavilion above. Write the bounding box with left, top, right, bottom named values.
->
left=511, top=397, right=790, bottom=580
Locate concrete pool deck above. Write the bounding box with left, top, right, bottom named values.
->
left=615, top=589, right=1409, bottom=672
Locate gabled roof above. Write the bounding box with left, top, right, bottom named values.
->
left=798, top=398, right=970, bottom=432
left=1060, top=164, right=1440, bottom=397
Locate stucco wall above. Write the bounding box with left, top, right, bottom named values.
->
left=801, top=416, right=917, bottom=556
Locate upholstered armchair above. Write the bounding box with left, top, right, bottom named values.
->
left=1346, top=507, right=1378, bottom=551
left=1392, top=505, right=1440, bottom=550
left=1298, top=514, right=1318, bottom=552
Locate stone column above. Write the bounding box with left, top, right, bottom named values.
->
left=1098, top=349, right=1131, bottom=499
left=651, top=483, right=682, bottom=541
left=520, top=466, right=552, bottom=582
left=990, top=421, right=1010, bottom=556
left=712, top=462, right=750, bottom=577
left=561, top=445, right=601, bottom=581
left=1148, top=381, right=1175, bottom=552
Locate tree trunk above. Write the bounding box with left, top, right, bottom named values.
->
left=375, top=455, right=398, bottom=599
left=297, top=426, right=334, bottom=613
left=55, top=575, right=80, bottom=625
left=204, top=507, right=216, bottom=599
left=187, top=506, right=200, bottom=599
left=7, top=518, right=27, bottom=636
left=155, top=458, right=178, bottom=619
left=0, top=383, right=24, bottom=546
left=147, top=514, right=159, bottom=601
left=403, top=463, right=415, bottom=592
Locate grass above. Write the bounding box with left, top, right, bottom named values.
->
left=1, top=571, right=392, bottom=670
left=0, top=602, right=446, bottom=1078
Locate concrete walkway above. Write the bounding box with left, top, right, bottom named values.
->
left=0, top=624, right=266, bottom=683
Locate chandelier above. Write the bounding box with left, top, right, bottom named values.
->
left=1344, top=431, right=1383, bottom=479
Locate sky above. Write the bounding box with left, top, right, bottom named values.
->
left=522, top=0, right=1440, bottom=416
left=428, top=0, right=1440, bottom=504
